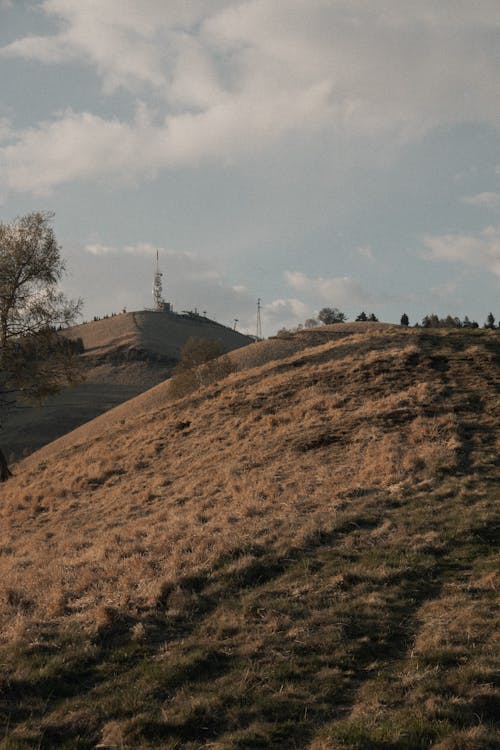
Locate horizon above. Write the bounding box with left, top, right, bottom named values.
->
left=69, top=302, right=495, bottom=336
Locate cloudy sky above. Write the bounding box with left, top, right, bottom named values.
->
left=1, top=1, right=500, bottom=334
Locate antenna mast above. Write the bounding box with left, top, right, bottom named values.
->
left=153, top=250, right=164, bottom=310
left=256, top=298, right=262, bottom=339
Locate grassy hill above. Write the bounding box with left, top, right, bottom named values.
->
left=64, top=310, right=253, bottom=363
left=0, top=325, right=498, bottom=749
left=1, top=310, right=253, bottom=459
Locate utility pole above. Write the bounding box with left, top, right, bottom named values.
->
left=256, top=298, right=262, bottom=339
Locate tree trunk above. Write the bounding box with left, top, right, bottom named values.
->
left=0, top=448, right=12, bottom=481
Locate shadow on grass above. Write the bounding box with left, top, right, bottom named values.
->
left=1, top=494, right=497, bottom=749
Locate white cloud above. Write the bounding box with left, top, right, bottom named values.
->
left=0, top=110, right=156, bottom=194
left=262, top=297, right=310, bottom=331
left=284, top=270, right=378, bottom=305
left=2, top=1, right=500, bottom=195
left=462, top=192, right=500, bottom=210
left=85, top=243, right=114, bottom=256
left=0, top=81, right=329, bottom=193
left=357, top=245, right=374, bottom=260
left=86, top=242, right=173, bottom=257
left=423, top=226, right=500, bottom=276
left=85, top=241, right=203, bottom=266
left=264, top=297, right=309, bottom=318
left=430, top=277, right=461, bottom=300
left=0, top=0, right=234, bottom=93
left=0, top=117, right=12, bottom=143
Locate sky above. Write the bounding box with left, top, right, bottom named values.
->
left=1, top=0, right=500, bottom=335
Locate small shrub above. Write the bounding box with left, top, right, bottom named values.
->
left=168, top=337, right=235, bottom=399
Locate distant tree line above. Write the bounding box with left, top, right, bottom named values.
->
left=401, top=312, right=499, bottom=329
left=277, top=307, right=499, bottom=336
left=278, top=307, right=380, bottom=334
left=355, top=311, right=379, bottom=322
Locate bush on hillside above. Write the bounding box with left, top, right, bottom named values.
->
left=168, top=337, right=235, bottom=399
left=318, top=307, right=347, bottom=324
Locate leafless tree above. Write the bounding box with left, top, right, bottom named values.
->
left=0, top=212, right=82, bottom=479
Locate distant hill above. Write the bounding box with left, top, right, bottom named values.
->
left=1, top=325, right=498, bottom=749
left=64, top=309, right=253, bottom=363
left=1, top=309, right=253, bottom=458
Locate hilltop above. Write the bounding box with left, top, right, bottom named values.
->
left=0, top=325, right=498, bottom=749
left=64, top=310, right=252, bottom=363
left=1, top=310, right=252, bottom=459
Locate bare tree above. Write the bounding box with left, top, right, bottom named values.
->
left=0, top=212, right=82, bottom=478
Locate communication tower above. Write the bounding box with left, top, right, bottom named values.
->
left=153, top=250, right=166, bottom=311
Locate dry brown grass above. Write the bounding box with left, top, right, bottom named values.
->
left=0, top=325, right=498, bottom=748
left=64, top=309, right=252, bottom=361
left=3, top=310, right=253, bottom=461
left=0, top=328, right=495, bottom=631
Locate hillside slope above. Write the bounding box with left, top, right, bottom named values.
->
left=17, top=322, right=399, bottom=463
left=0, top=327, right=498, bottom=749
left=1, top=310, right=252, bottom=459
left=64, top=310, right=252, bottom=362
